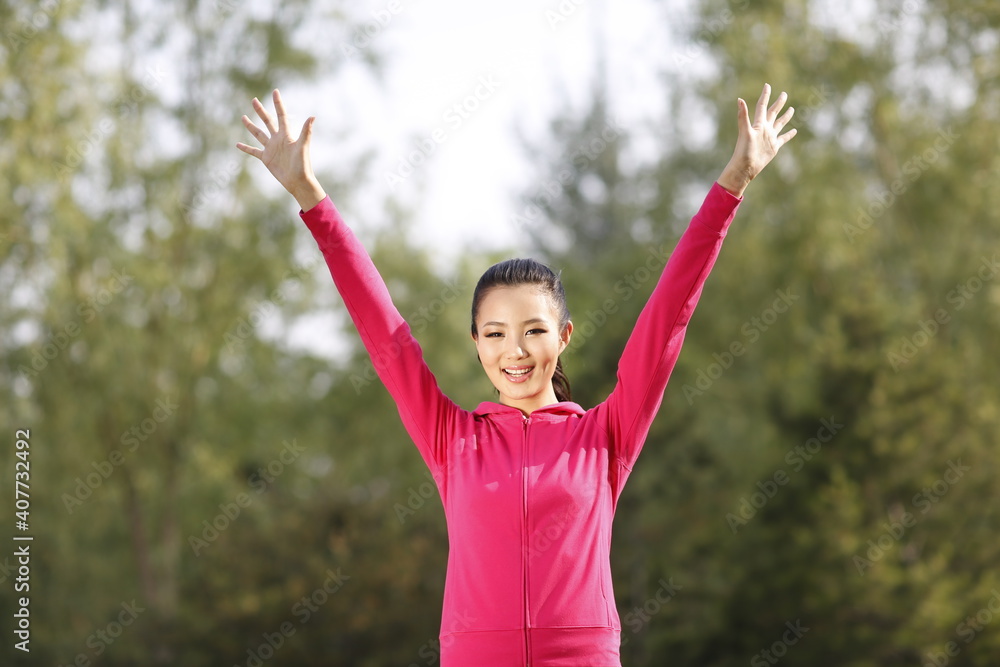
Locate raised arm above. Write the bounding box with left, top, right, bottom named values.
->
left=237, top=90, right=464, bottom=475
left=595, top=84, right=796, bottom=496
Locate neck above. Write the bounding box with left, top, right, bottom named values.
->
left=500, top=388, right=561, bottom=417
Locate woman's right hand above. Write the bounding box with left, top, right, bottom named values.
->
left=716, top=83, right=796, bottom=198
left=237, top=89, right=327, bottom=211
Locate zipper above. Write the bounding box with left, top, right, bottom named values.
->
left=521, top=413, right=531, bottom=667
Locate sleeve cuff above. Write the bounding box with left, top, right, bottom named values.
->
left=690, top=182, right=743, bottom=235
left=300, top=194, right=332, bottom=216
left=712, top=181, right=744, bottom=203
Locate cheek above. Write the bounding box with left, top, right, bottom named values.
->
left=475, top=344, right=499, bottom=369
left=538, top=340, right=562, bottom=363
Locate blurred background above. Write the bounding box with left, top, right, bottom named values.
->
left=2, top=0, right=999, bottom=665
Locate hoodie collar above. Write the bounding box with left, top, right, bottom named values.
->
left=473, top=400, right=586, bottom=418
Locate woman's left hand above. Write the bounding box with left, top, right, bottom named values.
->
left=717, top=83, right=797, bottom=197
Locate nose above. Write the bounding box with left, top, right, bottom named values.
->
left=504, top=336, right=528, bottom=359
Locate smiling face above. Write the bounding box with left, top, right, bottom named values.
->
left=472, top=285, right=573, bottom=415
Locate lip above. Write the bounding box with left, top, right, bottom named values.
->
left=502, top=366, right=534, bottom=383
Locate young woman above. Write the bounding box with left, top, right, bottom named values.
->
left=238, top=83, right=795, bottom=666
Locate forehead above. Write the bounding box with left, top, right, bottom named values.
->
left=477, top=285, right=558, bottom=323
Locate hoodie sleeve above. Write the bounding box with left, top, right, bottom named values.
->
left=299, top=196, right=464, bottom=477
left=593, top=182, right=741, bottom=497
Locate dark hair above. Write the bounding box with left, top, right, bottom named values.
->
left=470, top=258, right=572, bottom=403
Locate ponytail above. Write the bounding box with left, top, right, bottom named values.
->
left=552, top=357, right=572, bottom=403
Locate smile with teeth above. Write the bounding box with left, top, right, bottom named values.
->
left=502, top=366, right=534, bottom=382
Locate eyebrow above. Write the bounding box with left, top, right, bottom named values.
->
left=482, top=318, right=548, bottom=328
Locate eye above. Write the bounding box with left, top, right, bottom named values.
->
left=485, top=332, right=503, bottom=338
left=527, top=328, right=547, bottom=335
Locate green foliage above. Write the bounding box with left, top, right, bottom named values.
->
left=513, top=1, right=1000, bottom=665
left=2, top=1, right=998, bottom=665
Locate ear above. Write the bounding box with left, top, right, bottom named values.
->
left=560, top=320, right=573, bottom=350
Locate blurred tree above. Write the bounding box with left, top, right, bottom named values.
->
left=0, top=1, right=426, bottom=665
left=676, top=1, right=1000, bottom=665
left=513, top=1, right=1000, bottom=665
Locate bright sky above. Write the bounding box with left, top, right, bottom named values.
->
left=287, top=0, right=682, bottom=262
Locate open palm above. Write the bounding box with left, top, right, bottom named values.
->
left=237, top=89, right=325, bottom=210
left=718, top=83, right=797, bottom=197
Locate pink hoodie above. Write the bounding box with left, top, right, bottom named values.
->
left=300, top=182, right=741, bottom=666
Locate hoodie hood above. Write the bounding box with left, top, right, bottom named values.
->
left=472, top=400, right=587, bottom=418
